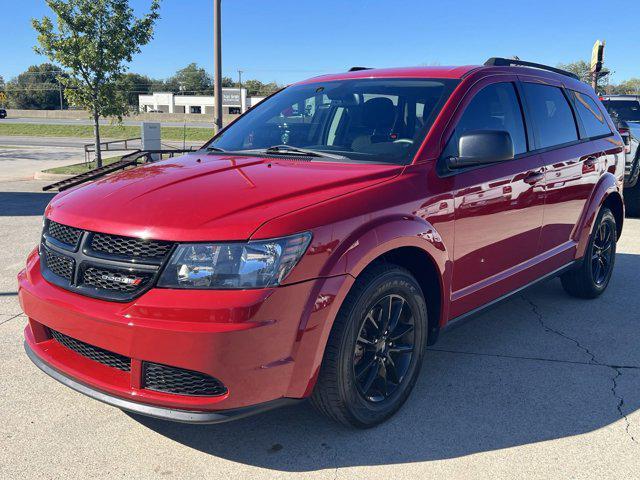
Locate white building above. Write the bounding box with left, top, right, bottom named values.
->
left=138, top=88, right=265, bottom=115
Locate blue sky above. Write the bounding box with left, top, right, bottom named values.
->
left=2, top=0, right=639, bottom=85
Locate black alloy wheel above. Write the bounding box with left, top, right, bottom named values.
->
left=311, top=263, right=428, bottom=428
left=561, top=207, right=617, bottom=298
left=353, top=294, right=415, bottom=403
left=591, top=220, right=614, bottom=286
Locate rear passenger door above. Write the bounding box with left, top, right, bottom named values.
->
left=520, top=79, right=608, bottom=257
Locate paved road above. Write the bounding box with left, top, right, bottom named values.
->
left=1, top=176, right=639, bottom=479
left=0, top=138, right=205, bottom=181
left=1, top=117, right=212, bottom=128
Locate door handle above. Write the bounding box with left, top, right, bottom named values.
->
left=583, top=156, right=598, bottom=168
left=523, top=171, right=544, bottom=185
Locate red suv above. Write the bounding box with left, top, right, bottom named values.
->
left=20, top=58, right=625, bottom=428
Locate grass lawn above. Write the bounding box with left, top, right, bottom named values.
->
left=0, top=123, right=213, bottom=142
left=43, top=156, right=123, bottom=175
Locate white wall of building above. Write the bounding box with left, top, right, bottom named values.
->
left=139, top=88, right=262, bottom=115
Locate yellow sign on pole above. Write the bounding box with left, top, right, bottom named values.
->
left=0, top=92, right=6, bottom=103
left=591, top=40, right=605, bottom=73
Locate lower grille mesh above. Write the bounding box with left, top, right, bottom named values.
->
left=143, top=362, right=227, bottom=396
left=50, top=329, right=131, bottom=372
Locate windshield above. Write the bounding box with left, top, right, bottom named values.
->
left=602, top=99, right=640, bottom=122
left=206, top=78, right=458, bottom=164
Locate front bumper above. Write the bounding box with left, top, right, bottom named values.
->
left=19, top=248, right=352, bottom=418
left=24, top=340, right=299, bottom=423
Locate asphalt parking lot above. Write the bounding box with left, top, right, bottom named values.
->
left=1, top=168, right=640, bottom=478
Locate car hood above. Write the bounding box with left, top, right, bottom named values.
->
left=46, top=153, right=401, bottom=241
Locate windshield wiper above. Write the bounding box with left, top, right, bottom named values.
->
left=263, top=145, right=349, bottom=161
left=205, top=146, right=227, bottom=152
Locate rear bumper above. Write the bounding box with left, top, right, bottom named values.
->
left=24, top=340, right=299, bottom=424
left=19, top=248, right=353, bottom=417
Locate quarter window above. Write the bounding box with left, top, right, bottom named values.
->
left=571, top=91, right=611, bottom=138
left=444, top=82, right=527, bottom=158
left=522, top=83, right=578, bottom=149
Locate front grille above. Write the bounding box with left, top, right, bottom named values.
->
left=50, top=329, right=131, bottom=372
left=43, top=247, right=74, bottom=281
left=40, top=220, right=174, bottom=302
left=143, top=362, right=227, bottom=396
left=82, top=266, right=153, bottom=293
left=90, top=233, right=172, bottom=260
left=48, top=220, right=82, bottom=247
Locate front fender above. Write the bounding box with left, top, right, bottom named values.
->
left=574, top=172, right=622, bottom=258
left=335, top=214, right=449, bottom=279
left=285, top=215, right=452, bottom=399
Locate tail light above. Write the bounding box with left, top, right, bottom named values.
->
left=619, top=127, right=631, bottom=154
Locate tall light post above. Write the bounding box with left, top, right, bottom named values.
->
left=213, top=0, right=223, bottom=133
left=238, top=69, right=243, bottom=113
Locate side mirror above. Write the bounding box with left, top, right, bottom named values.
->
left=446, top=130, right=514, bottom=169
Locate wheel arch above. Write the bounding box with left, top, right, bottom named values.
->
left=574, top=172, right=624, bottom=258
left=285, top=216, right=452, bottom=399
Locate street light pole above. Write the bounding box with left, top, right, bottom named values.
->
left=238, top=69, right=243, bottom=113
left=213, top=0, right=223, bottom=133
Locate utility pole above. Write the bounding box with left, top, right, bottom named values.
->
left=58, top=82, right=63, bottom=110
left=238, top=69, right=243, bottom=113
left=213, top=0, right=223, bottom=133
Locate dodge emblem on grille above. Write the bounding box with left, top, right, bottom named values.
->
left=100, top=274, right=142, bottom=286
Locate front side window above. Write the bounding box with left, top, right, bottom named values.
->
left=443, top=82, right=527, bottom=158
left=522, top=83, right=578, bottom=149
left=571, top=91, right=611, bottom=138
left=207, top=79, right=458, bottom=164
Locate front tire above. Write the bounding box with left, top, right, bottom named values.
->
left=561, top=207, right=617, bottom=298
left=310, top=263, right=428, bottom=428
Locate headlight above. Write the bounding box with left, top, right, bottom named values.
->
left=157, top=232, right=312, bottom=289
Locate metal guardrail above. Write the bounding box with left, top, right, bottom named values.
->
left=83, top=137, right=142, bottom=164
left=44, top=148, right=196, bottom=192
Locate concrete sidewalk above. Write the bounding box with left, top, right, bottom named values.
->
left=1, top=179, right=639, bottom=479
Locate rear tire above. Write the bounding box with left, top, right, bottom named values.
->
left=561, top=207, right=617, bottom=298
left=310, top=263, right=428, bottom=428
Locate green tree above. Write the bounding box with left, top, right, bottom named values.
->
left=166, top=63, right=212, bottom=94
left=33, top=0, right=160, bottom=167
left=6, top=64, right=67, bottom=110
left=221, top=76, right=236, bottom=88
left=557, top=60, right=591, bottom=84
left=614, top=78, right=640, bottom=95
left=117, top=72, right=159, bottom=108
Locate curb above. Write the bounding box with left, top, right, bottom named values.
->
left=33, top=171, right=74, bottom=181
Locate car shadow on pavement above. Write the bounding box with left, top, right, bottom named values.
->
left=0, top=191, right=55, bottom=216
left=130, top=252, right=640, bottom=471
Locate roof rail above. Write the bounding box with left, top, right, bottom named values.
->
left=348, top=66, right=371, bottom=72
left=484, top=57, right=579, bottom=80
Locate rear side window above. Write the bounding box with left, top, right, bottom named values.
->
left=444, top=82, right=527, bottom=158
left=571, top=91, right=611, bottom=138
left=522, top=83, right=578, bottom=149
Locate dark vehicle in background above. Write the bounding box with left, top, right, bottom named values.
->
left=0, top=108, right=7, bottom=119
left=601, top=95, right=640, bottom=216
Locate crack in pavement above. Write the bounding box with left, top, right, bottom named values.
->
left=0, top=313, right=24, bottom=326
left=427, top=347, right=640, bottom=371
left=522, top=295, right=638, bottom=445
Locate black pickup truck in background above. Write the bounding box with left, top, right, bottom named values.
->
left=601, top=95, right=640, bottom=216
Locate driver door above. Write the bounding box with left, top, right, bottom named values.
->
left=445, top=79, right=545, bottom=317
